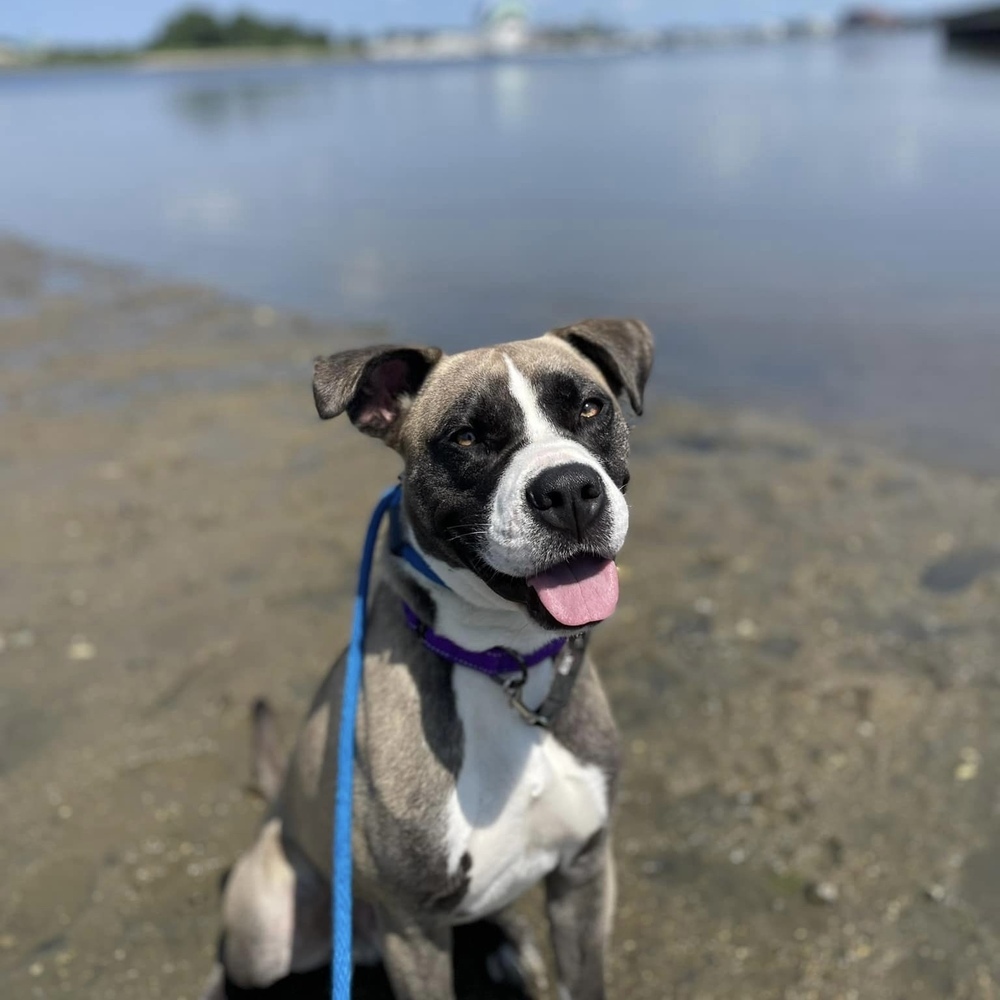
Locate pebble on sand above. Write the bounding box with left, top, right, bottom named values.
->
left=955, top=747, right=981, bottom=782
left=67, top=637, right=96, bottom=661
left=805, top=881, right=840, bottom=905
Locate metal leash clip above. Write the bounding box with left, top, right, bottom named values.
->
left=498, top=654, right=551, bottom=728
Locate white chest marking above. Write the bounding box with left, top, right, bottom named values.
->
left=444, top=663, right=608, bottom=921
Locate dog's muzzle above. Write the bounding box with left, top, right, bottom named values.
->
left=526, top=462, right=608, bottom=542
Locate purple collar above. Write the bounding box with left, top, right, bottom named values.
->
left=402, top=602, right=566, bottom=678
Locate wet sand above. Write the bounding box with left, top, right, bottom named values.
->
left=2, top=236, right=1000, bottom=1000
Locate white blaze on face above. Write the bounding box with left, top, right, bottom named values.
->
left=483, top=355, right=629, bottom=578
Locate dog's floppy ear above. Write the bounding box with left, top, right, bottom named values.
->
left=312, top=345, right=443, bottom=441
left=546, top=318, right=654, bottom=416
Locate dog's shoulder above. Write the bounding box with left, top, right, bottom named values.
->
left=549, top=655, right=621, bottom=790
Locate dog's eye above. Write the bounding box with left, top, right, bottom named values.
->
left=580, top=399, right=604, bottom=420
left=452, top=429, right=477, bottom=448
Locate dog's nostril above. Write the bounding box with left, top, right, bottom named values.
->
left=527, top=485, right=560, bottom=511
left=581, top=481, right=601, bottom=501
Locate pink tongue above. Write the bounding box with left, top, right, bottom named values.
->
left=528, top=557, right=619, bottom=628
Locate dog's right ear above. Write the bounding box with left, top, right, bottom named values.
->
left=312, top=345, right=443, bottom=442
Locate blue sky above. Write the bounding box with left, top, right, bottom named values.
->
left=4, top=1, right=943, bottom=46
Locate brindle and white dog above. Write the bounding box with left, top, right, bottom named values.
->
left=203, top=319, right=653, bottom=1000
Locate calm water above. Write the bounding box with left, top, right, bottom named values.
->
left=2, top=34, right=1000, bottom=465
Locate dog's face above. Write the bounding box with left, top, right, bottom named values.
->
left=313, top=320, right=653, bottom=632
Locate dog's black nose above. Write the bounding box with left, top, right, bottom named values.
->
left=526, top=463, right=607, bottom=539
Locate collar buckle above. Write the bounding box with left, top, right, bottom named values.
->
left=400, top=600, right=581, bottom=726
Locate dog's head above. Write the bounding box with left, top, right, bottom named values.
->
left=313, top=319, right=653, bottom=632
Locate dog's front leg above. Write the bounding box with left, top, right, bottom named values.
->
left=545, top=832, right=616, bottom=1000
left=376, top=904, right=454, bottom=1000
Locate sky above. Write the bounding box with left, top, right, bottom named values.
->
left=2, top=0, right=946, bottom=47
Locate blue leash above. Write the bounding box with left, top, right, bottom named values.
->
left=331, top=484, right=403, bottom=999
left=330, top=486, right=571, bottom=995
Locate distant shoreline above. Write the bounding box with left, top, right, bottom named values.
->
left=136, top=46, right=354, bottom=71
left=0, top=46, right=358, bottom=74
left=0, top=18, right=940, bottom=74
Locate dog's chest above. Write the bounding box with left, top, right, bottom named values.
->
left=443, top=664, right=608, bottom=921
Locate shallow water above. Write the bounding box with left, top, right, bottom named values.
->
left=3, top=34, right=1000, bottom=466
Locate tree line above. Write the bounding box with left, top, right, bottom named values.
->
left=147, top=6, right=364, bottom=52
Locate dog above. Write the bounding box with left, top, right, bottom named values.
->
left=202, top=318, right=654, bottom=1000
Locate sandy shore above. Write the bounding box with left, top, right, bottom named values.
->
left=2, top=236, right=1000, bottom=1000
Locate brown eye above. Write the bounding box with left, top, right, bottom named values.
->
left=453, top=429, right=477, bottom=447
left=580, top=399, right=603, bottom=420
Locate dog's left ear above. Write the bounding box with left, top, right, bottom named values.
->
left=546, top=318, right=654, bottom=416
left=313, top=345, right=443, bottom=442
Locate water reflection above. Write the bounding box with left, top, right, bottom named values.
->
left=490, top=63, right=530, bottom=126
left=3, top=34, right=1000, bottom=466
left=163, top=188, right=243, bottom=233
left=169, top=77, right=310, bottom=131
left=944, top=38, right=1000, bottom=68
left=697, top=103, right=765, bottom=183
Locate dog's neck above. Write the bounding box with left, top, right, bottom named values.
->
left=381, top=512, right=566, bottom=656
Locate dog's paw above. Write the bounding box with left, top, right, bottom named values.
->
left=454, top=913, right=547, bottom=998
left=484, top=938, right=544, bottom=993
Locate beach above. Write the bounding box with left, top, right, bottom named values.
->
left=2, top=236, right=1000, bottom=999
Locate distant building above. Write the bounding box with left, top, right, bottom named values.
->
left=786, top=16, right=838, bottom=39
left=841, top=7, right=902, bottom=30
left=369, top=2, right=530, bottom=61
left=479, top=1, right=529, bottom=55
left=370, top=29, right=481, bottom=61
left=943, top=5, right=1000, bottom=48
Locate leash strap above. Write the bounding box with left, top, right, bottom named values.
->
left=332, top=484, right=399, bottom=1000
left=332, top=485, right=590, bottom=999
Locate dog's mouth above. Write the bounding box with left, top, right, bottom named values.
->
left=527, top=555, right=619, bottom=628
left=441, top=528, right=621, bottom=630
